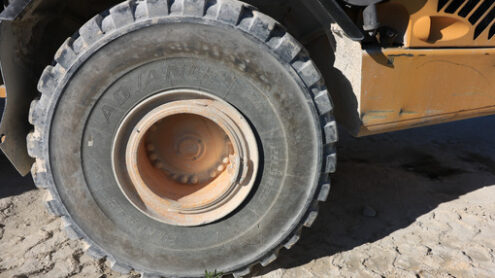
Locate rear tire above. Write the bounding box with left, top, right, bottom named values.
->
left=27, top=0, right=337, bottom=277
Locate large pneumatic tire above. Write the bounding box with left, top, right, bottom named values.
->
left=27, top=0, right=337, bottom=277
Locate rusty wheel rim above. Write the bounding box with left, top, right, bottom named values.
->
left=112, top=90, right=259, bottom=226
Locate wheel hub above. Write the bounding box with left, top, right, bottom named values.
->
left=146, top=113, right=233, bottom=185
left=112, top=90, right=259, bottom=226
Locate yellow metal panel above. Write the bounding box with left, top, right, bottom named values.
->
left=377, top=0, right=495, bottom=48
left=358, top=48, right=495, bottom=135
left=0, top=85, right=5, bottom=98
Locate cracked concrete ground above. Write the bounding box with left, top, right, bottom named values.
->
left=1, top=116, right=495, bottom=278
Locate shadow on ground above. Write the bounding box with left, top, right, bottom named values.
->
left=1, top=115, right=495, bottom=277
left=252, top=115, right=495, bottom=276
left=0, top=153, right=35, bottom=199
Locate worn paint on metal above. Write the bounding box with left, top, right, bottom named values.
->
left=357, top=47, right=495, bottom=136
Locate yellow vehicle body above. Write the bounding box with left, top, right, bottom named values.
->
left=340, top=0, right=495, bottom=136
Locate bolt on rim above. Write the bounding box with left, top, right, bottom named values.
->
left=112, top=90, right=259, bottom=226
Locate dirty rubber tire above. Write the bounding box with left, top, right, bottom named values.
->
left=27, top=0, right=337, bottom=277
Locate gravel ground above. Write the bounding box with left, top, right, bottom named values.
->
left=1, top=116, right=495, bottom=278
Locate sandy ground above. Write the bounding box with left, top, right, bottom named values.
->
left=1, top=116, right=495, bottom=278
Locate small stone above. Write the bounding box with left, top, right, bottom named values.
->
left=362, top=205, right=377, bottom=217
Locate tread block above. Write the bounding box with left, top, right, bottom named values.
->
left=273, top=34, right=302, bottom=63
left=37, top=66, right=61, bottom=95
left=236, top=6, right=253, bottom=30
left=318, top=183, right=331, bottom=202
left=304, top=211, right=318, bottom=227
left=295, top=60, right=320, bottom=87
left=217, top=0, right=243, bottom=24
left=183, top=0, right=206, bottom=16
left=314, top=90, right=333, bottom=115
left=248, top=12, right=275, bottom=42
left=204, top=0, right=220, bottom=18
left=62, top=217, right=83, bottom=240
left=71, top=36, right=87, bottom=55
left=107, top=256, right=132, bottom=273
left=261, top=253, right=277, bottom=267
left=146, top=0, right=170, bottom=17
left=324, top=152, right=337, bottom=173
left=140, top=273, right=162, bottom=278
left=31, top=164, right=49, bottom=189
left=80, top=15, right=104, bottom=46
left=54, top=38, right=77, bottom=69
left=284, top=233, right=300, bottom=249
left=110, top=2, right=135, bottom=27
left=45, top=199, right=63, bottom=217
left=232, top=267, right=251, bottom=278
left=323, top=120, right=338, bottom=144
left=26, top=132, right=43, bottom=158
left=169, top=0, right=184, bottom=14
left=85, top=244, right=106, bottom=259
left=28, top=99, right=41, bottom=125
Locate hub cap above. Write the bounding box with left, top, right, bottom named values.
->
left=112, top=90, right=259, bottom=226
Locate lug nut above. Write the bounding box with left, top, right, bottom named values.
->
left=180, top=175, right=188, bottom=184
left=149, top=153, right=158, bottom=161
left=190, top=176, right=199, bottom=184
left=154, top=161, right=163, bottom=169
left=210, top=171, right=218, bottom=178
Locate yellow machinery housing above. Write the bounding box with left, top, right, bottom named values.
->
left=338, top=0, right=495, bottom=136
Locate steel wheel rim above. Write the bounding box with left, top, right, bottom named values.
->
left=112, top=89, right=259, bottom=226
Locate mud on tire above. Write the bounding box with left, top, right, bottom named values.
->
left=27, top=0, right=338, bottom=277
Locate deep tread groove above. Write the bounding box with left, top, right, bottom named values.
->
left=27, top=0, right=337, bottom=277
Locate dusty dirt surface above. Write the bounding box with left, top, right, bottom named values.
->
left=1, top=116, right=495, bottom=278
